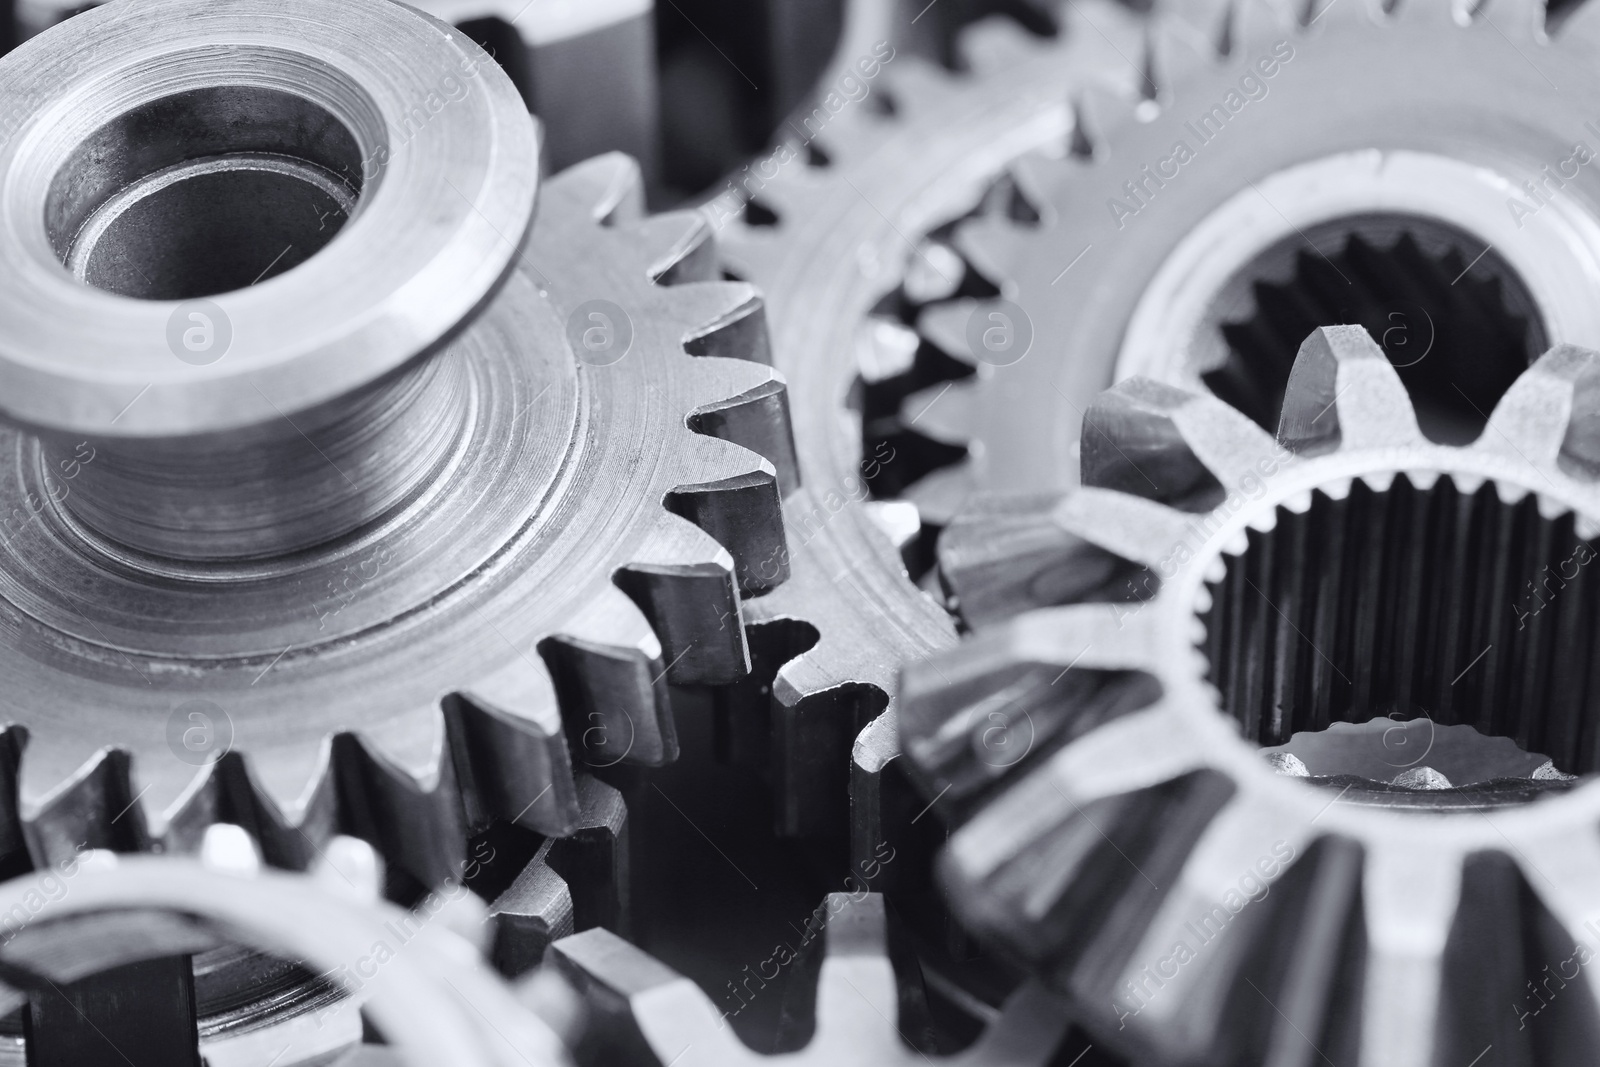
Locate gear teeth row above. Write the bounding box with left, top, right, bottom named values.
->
left=3, top=151, right=796, bottom=892
left=551, top=892, right=1076, bottom=1066
left=903, top=329, right=1600, bottom=1065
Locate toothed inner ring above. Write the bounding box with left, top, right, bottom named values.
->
left=1205, top=214, right=1545, bottom=447
left=1200, top=472, right=1599, bottom=785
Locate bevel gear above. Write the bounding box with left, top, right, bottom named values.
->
left=551, top=891, right=1077, bottom=1066
left=710, top=0, right=1145, bottom=852
left=0, top=0, right=790, bottom=888
left=890, top=0, right=1600, bottom=526
left=901, top=327, right=1600, bottom=1066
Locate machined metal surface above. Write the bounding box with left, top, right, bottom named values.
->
left=903, top=327, right=1600, bottom=1065
left=0, top=0, right=791, bottom=891
left=887, top=0, right=1600, bottom=525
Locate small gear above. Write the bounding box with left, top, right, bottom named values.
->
left=0, top=826, right=574, bottom=1066
left=551, top=890, right=1077, bottom=1066
left=0, top=0, right=790, bottom=887
left=901, top=327, right=1600, bottom=1065
left=889, top=0, right=1600, bottom=526
left=710, top=0, right=1145, bottom=851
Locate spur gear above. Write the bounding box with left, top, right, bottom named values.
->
left=902, top=327, right=1600, bottom=1066
left=710, top=0, right=1144, bottom=849
left=889, top=0, right=1600, bottom=526
left=551, top=890, right=1078, bottom=1066
left=0, top=0, right=790, bottom=887
left=0, top=826, right=573, bottom=1066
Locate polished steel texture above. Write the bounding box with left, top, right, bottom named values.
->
left=886, top=0, right=1600, bottom=528
left=709, top=0, right=1143, bottom=851
left=0, top=0, right=791, bottom=890
left=552, top=891, right=1072, bottom=1066
left=902, top=327, right=1600, bottom=1066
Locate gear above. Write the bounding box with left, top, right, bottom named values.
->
left=0, top=0, right=790, bottom=887
left=0, top=826, right=574, bottom=1066
left=889, top=0, right=1600, bottom=527
left=710, top=0, right=1144, bottom=851
left=551, top=890, right=1078, bottom=1066
left=901, top=327, right=1600, bottom=1066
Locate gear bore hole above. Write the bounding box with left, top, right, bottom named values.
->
left=1203, top=214, right=1546, bottom=447
left=47, top=85, right=364, bottom=300
left=1199, top=474, right=1600, bottom=785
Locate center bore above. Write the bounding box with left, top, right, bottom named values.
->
left=1200, top=473, right=1600, bottom=778
left=1203, top=213, right=1546, bottom=446
left=47, top=85, right=363, bottom=301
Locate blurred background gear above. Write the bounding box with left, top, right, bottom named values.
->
left=0, top=0, right=790, bottom=897
left=902, top=327, right=1600, bottom=1066
left=0, top=825, right=574, bottom=1066
left=876, top=0, right=1600, bottom=534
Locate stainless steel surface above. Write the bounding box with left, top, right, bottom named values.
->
left=0, top=0, right=791, bottom=893
left=903, top=327, right=1600, bottom=1065
left=886, top=0, right=1600, bottom=525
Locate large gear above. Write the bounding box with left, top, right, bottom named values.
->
left=551, top=890, right=1080, bottom=1066
left=709, top=0, right=1145, bottom=851
left=889, top=0, right=1600, bottom=526
left=0, top=0, right=790, bottom=887
left=902, top=327, right=1600, bottom=1066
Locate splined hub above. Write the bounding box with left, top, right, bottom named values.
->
left=904, top=326, right=1600, bottom=1066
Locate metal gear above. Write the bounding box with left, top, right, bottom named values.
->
left=901, top=327, right=1600, bottom=1066
left=0, top=0, right=790, bottom=887
left=888, top=0, right=1600, bottom=527
left=0, top=825, right=574, bottom=1066
left=710, top=0, right=1145, bottom=851
left=551, top=891, right=1078, bottom=1066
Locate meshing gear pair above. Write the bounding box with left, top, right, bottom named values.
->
left=0, top=0, right=791, bottom=886
left=902, top=329, right=1600, bottom=1066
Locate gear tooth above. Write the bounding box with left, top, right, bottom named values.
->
left=958, top=14, right=1049, bottom=76
left=1004, top=154, right=1069, bottom=223
left=546, top=152, right=646, bottom=225
left=1110, top=798, right=1310, bottom=1056
left=901, top=458, right=979, bottom=528
left=951, top=222, right=1033, bottom=293
left=941, top=491, right=1160, bottom=629
left=898, top=605, right=1168, bottom=805
left=618, top=510, right=746, bottom=686
left=550, top=928, right=743, bottom=1060
left=1482, top=343, right=1600, bottom=476
left=239, top=738, right=336, bottom=853
left=1070, top=83, right=1140, bottom=160
left=815, top=895, right=901, bottom=1033
left=544, top=584, right=678, bottom=767
left=453, top=662, right=582, bottom=837
left=667, top=432, right=786, bottom=593
left=18, top=738, right=142, bottom=858
left=880, top=57, right=967, bottom=120
left=345, top=705, right=469, bottom=886
left=309, top=834, right=382, bottom=901
left=1054, top=486, right=1203, bottom=571
left=1394, top=0, right=1474, bottom=26
left=1227, top=0, right=1299, bottom=51
left=1145, top=18, right=1216, bottom=99
left=686, top=362, right=799, bottom=495
left=487, top=849, right=575, bottom=975
left=1083, top=377, right=1281, bottom=508
left=674, top=280, right=773, bottom=364
left=637, top=212, right=717, bottom=285
left=901, top=378, right=977, bottom=446
left=1359, top=847, right=1463, bottom=1067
